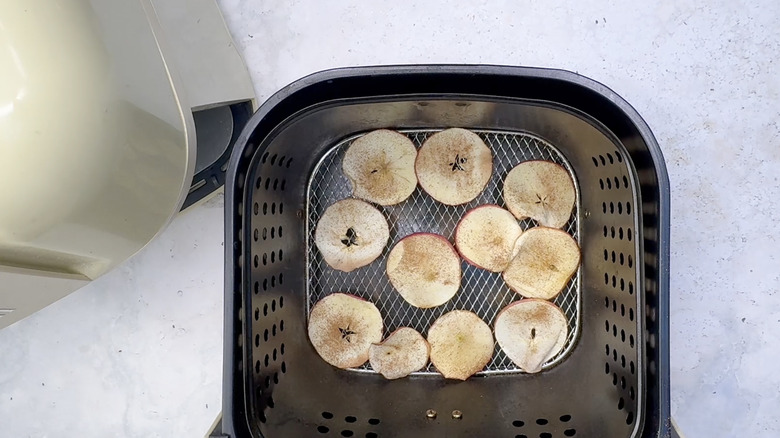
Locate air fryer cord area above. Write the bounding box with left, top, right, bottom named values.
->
left=183, top=101, right=254, bottom=209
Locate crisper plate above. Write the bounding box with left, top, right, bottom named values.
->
left=305, top=129, right=581, bottom=374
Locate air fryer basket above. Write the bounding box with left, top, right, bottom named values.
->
left=307, top=129, right=583, bottom=375
left=222, top=66, right=670, bottom=438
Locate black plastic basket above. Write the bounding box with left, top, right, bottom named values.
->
left=219, top=65, right=670, bottom=438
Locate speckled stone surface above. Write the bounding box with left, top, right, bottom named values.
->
left=1, top=1, right=779, bottom=436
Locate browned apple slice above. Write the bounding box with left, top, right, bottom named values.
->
left=427, top=310, right=494, bottom=380
left=308, top=293, right=384, bottom=369
left=503, top=160, right=576, bottom=228
left=415, top=128, right=493, bottom=205
left=455, top=204, right=523, bottom=272
left=502, top=227, right=580, bottom=300
left=386, top=233, right=461, bottom=308
left=494, top=299, right=568, bottom=373
left=314, top=198, right=390, bottom=272
left=342, top=129, right=418, bottom=206
left=369, top=327, right=430, bottom=379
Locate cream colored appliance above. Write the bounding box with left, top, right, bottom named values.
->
left=0, top=0, right=255, bottom=330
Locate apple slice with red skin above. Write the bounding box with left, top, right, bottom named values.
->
left=386, top=233, right=461, bottom=308
left=415, top=128, right=493, bottom=205
left=369, top=327, right=430, bottom=379
left=494, top=299, right=568, bottom=373
left=503, top=160, right=576, bottom=228
left=314, top=198, right=390, bottom=272
left=342, top=129, right=418, bottom=206
left=502, top=227, right=580, bottom=300
left=308, top=293, right=383, bottom=369
left=427, top=310, right=494, bottom=380
left=455, top=204, right=523, bottom=272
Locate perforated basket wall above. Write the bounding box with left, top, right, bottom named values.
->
left=222, top=66, right=670, bottom=438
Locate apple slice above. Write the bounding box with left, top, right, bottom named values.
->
left=455, top=204, right=523, bottom=272
left=502, top=227, right=580, bottom=300
left=494, top=299, right=568, bottom=373
left=503, top=160, right=576, bottom=228
left=342, top=129, right=418, bottom=206
left=314, top=198, right=390, bottom=272
left=427, top=310, right=494, bottom=380
left=386, top=233, right=461, bottom=308
left=415, top=128, right=493, bottom=205
left=369, top=327, right=430, bottom=379
left=308, top=293, right=384, bottom=369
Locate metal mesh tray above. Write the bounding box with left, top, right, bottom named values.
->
left=242, top=98, right=645, bottom=438
left=305, top=129, right=581, bottom=374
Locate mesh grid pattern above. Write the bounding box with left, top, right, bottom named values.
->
left=305, top=129, right=581, bottom=374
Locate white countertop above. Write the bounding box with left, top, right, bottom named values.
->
left=2, top=0, right=779, bottom=436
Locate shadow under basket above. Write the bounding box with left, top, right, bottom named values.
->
left=221, top=66, right=671, bottom=438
